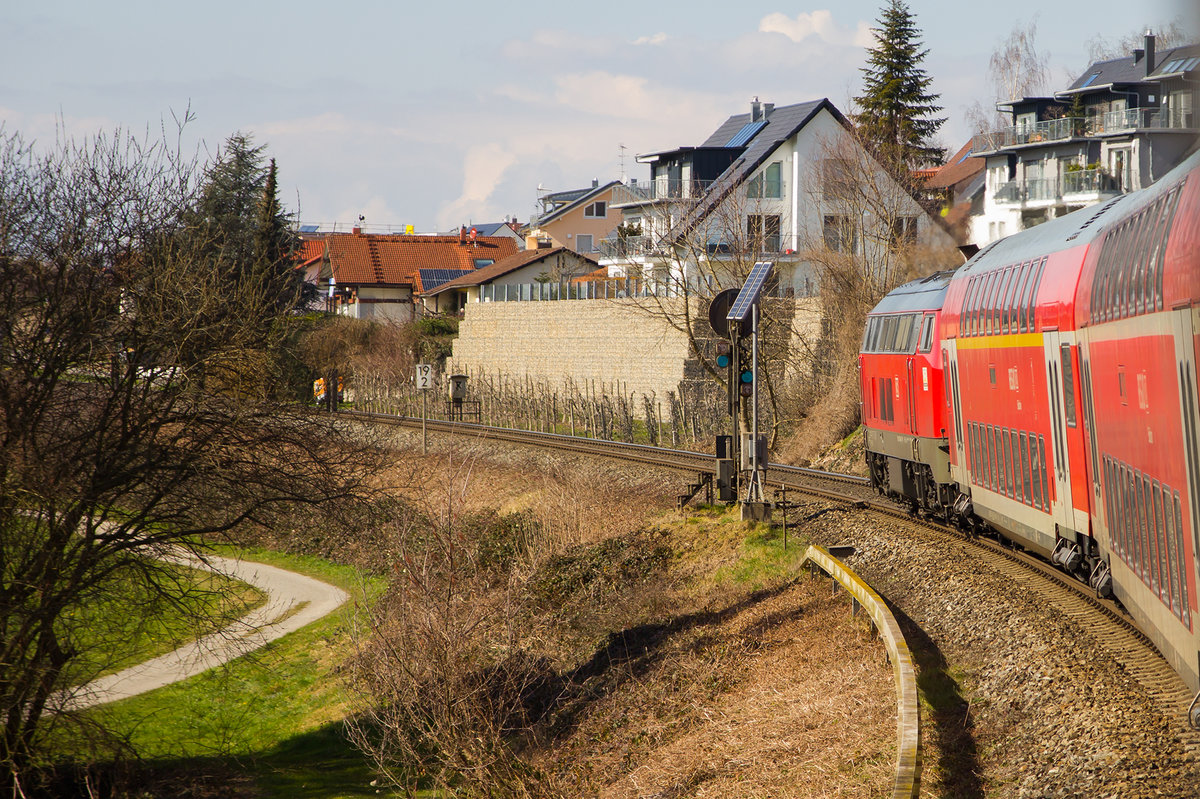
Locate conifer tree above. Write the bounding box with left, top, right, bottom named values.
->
left=853, top=0, right=945, bottom=175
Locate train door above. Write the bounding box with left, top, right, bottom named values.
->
left=906, top=356, right=917, bottom=435
left=1174, top=308, right=1200, bottom=624
left=943, top=340, right=967, bottom=485
left=1045, top=331, right=1079, bottom=535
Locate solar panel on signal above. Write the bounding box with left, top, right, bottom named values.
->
left=726, top=261, right=774, bottom=322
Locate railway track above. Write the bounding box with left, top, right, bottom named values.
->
left=343, top=408, right=1198, bottom=734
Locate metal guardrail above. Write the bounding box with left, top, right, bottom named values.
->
left=802, top=545, right=921, bottom=799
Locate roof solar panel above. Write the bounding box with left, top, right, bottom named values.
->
left=419, top=268, right=471, bottom=289
left=726, top=261, right=774, bottom=322
left=725, top=120, right=767, bottom=148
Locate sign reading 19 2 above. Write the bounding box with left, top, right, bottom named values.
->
left=415, top=363, right=434, bottom=390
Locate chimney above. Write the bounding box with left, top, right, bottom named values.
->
left=1144, top=30, right=1156, bottom=76
left=751, top=96, right=762, bottom=122
left=352, top=226, right=361, bottom=234
left=592, top=178, right=599, bottom=188
left=459, top=225, right=467, bottom=245
left=763, top=102, right=775, bottom=119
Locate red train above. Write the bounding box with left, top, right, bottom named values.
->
left=860, top=147, right=1200, bottom=724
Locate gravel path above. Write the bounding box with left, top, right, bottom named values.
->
left=60, top=552, right=349, bottom=711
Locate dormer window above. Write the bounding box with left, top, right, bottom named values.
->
left=584, top=201, right=606, bottom=218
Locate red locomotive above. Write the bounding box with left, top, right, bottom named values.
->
left=860, top=148, right=1200, bottom=722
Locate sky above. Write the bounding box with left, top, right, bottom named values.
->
left=2, top=1, right=1194, bottom=233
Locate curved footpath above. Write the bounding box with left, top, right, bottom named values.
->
left=61, top=552, right=349, bottom=712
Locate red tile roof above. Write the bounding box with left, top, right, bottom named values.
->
left=426, top=247, right=598, bottom=294
left=296, top=238, right=326, bottom=262
left=325, top=234, right=520, bottom=287
left=926, top=141, right=984, bottom=190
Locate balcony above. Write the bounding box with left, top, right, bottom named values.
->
left=597, top=235, right=668, bottom=260
left=1090, top=106, right=1196, bottom=134
left=972, top=117, right=1082, bottom=152
left=973, top=107, right=1197, bottom=154
left=993, top=173, right=1121, bottom=207
left=609, top=179, right=713, bottom=208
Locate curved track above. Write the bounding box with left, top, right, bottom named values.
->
left=345, top=408, right=1198, bottom=730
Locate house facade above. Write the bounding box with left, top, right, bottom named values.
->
left=970, top=32, right=1198, bottom=245
left=422, top=246, right=598, bottom=313
left=599, top=97, right=952, bottom=296
left=529, top=180, right=623, bottom=257
left=299, top=230, right=519, bottom=322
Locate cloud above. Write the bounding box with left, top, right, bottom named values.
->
left=633, top=33, right=668, bottom=46
left=436, top=142, right=518, bottom=229
left=758, top=10, right=873, bottom=48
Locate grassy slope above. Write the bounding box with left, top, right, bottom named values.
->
left=78, top=548, right=393, bottom=798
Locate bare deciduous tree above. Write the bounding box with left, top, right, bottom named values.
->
left=0, top=127, right=379, bottom=792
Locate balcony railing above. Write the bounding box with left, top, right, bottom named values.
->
left=609, top=179, right=714, bottom=207
left=972, top=117, right=1082, bottom=152
left=597, top=235, right=666, bottom=259
left=993, top=173, right=1121, bottom=205
left=974, top=106, right=1197, bottom=153
left=1062, top=169, right=1120, bottom=194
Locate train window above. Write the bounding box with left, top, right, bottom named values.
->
left=997, top=268, right=1012, bottom=334
left=1008, top=265, right=1025, bottom=333
left=1013, top=262, right=1032, bottom=332
left=1020, top=433, right=1032, bottom=505
left=951, top=361, right=964, bottom=445
left=1039, top=436, right=1050, bottom=506
left=1149, top=478, right=1164, bottom=598
left=988, top=425, right=998, bottom=490
left=1032, top=440, right=1044, bottom=509
left=1025, top=258, right=1045, bottom=332
left=1156, top=483, right=1175, bottom=610
left=989, top=271, right=1004, bottom=335
left=1093, top=232, right=1115, bottom=323
left=1002, top=267, right=1020, bottom=334
left=1103, top=460, right=1116, bottom=552
left=1137, top=475, right=1156, bottom=592
left=1144, top=196, right=1168, bottom=313
left=971, top=424, right=981, bottom=484
left=918, top=315, right=934, bottom=353
left=979, top=272, right=993, bottom=335
left=1126, top=469, right=1141, bottom=580
left=967, top=422, right=975, bottom=482
left=1173, top=492, right=1189, bottom=624
left=900, top=314, right=913, bottom=351
left=1060, top=345, right=1077, bottom=428
left=1128, top=211, right=1150, bottom=317
left=1155, top=188, right=1183, bottom=312
left=1135, top=204, right=1162, bottom=315
left=962, top=278, right=977, bottom=336
left=1001, top=429, right=1012, bottom=497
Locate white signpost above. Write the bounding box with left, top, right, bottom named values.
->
left=416, top=363, right=433, bottom=453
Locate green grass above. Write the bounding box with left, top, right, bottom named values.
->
left=66, top=548, right=402, bottom=798
left=713, top=519, right=810, bottom=590
left=64, top=560, right=266, bottom=680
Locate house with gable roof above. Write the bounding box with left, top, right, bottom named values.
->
left=528, top=179, right=623, bottom=256
left=299, top=229, right=519, bottom=321
left=599, top=97, right=952, bottom=295
left=969, top=31, right=1198, bottom=245
left=421, top=246, right=598, bottom=314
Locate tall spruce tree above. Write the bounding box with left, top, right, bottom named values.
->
left=853, top=0, right=945, bottom=175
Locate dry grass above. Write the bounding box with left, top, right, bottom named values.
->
left=549, top=579, right=895, bottom=798
left=342, top=433, right=896, bottom=798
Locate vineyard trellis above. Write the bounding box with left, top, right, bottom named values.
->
left=350, top=367, right=738, bottom=451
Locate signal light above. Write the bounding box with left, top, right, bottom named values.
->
left=715, top=339, right=733, bottom=369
